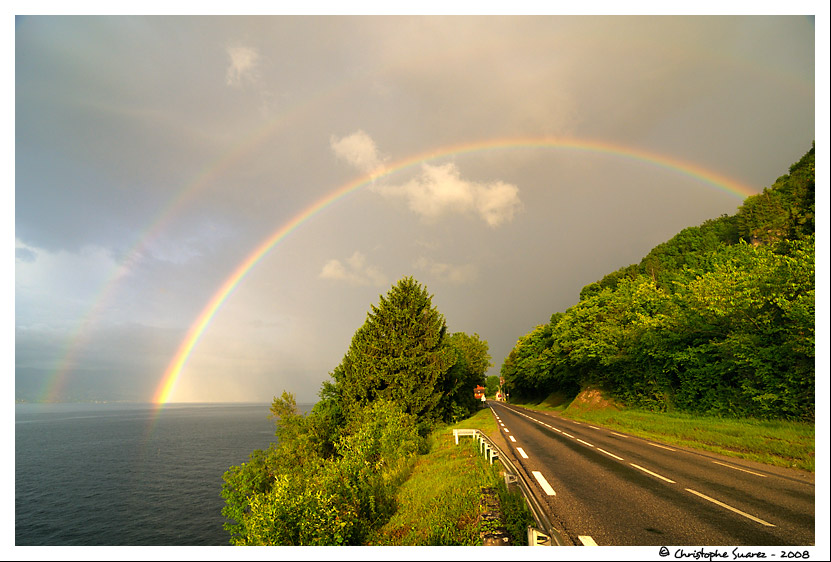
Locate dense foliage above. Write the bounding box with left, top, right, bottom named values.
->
left=502, top=145, right=815, bottom=421
left=329, top=277, right=457, bottom=429
left=221, top=277, right=492, bottom=545
left=485, top=374, right=501, bottom=398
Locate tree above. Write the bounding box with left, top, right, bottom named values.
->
left=501, top=323, right=556, bottom=401
left=222, top=277, right=490, bottom=545
left=503, top=145, right=815, bottom=420
left=439, top=332, right=492, bottom=422
left=485, top=375, right=500, bottom=398
left=330, top=277, right=457, bottom=427
left=670, top=237, right=815, bottom=419
left=736, top=144, right=815, bottom=246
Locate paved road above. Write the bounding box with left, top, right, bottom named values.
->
left=487, top=401, right=815, bottom=546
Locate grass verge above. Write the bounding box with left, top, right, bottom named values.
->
left=514, top=395, right=815, bottom=472
left=366, top=407, right=534, bottom=545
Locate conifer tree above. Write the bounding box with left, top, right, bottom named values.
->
left=331, top=276, right=456, bottom=425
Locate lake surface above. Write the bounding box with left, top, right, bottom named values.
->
left=15, top=402, right=284, bottom=546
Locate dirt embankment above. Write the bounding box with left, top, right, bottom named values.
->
left=564, top=387, right=623, bottom=413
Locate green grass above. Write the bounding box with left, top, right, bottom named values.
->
left=365, top=408, right=533, bottom=545
left=515, top=396, right=815, bottom=472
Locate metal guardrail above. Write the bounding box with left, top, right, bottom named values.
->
left=453, top=427, right=566, bottom=546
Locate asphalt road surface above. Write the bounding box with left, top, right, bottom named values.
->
left=486, top=401, right=815, bottom=546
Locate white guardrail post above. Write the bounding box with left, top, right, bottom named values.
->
left=452, top=428, right=563, bottom=546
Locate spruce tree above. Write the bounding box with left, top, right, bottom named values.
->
left=331, top=276, right=456, bottom=424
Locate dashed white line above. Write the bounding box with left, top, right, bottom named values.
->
left=579, top=535, right=598, bottom=546
left=685, top=488, right=775, bottom=527
left=497, top=408, right=699, bottom=495
left=597, top=448, right=624, bottom=461
left=503, top=427, right=510, bottom=433
left=508, top=435, right=516, bottom=442
left=532, top=471, right=556, bottom=496
left=712, top=461, right=768, bottom=478
left=630, top=463, right=676, bottom=483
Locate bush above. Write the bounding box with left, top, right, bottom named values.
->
left=222, top=399, right=423, bottom=545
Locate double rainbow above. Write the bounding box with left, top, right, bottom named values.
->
left=152, top=136, right=757, bottom=404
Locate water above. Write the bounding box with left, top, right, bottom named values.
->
left=15, top=402, right=285, bottom=546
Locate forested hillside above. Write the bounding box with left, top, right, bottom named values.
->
left=501, top=145, right=815, bottom=421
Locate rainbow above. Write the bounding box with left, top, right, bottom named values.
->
left=37, top=81, right=357, bottom=403
left=38, top=119, right=292, bottom=402
left=152, top=136, right=758, bottom=403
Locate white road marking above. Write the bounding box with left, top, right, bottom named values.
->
left=685, top=488, right=775, bottom=527
left=597, top=448, right=624, bottom=461
left=532, top=471, right=556, bottom=495
left=579, top=535, right=598, bottom=546
left=503, top=427, right=510, bottom=432
left=611, top=432, right=628, bottom=438
left=576, top=439, right=595, bottom=447
left=517, top=447, right=529, bottom=459
left=648, top=442, right=676, bottom=451
left=509, top=435, right=516, bottom=442
left=588, top=425, right=602, bottom=430
left=630, top=463, right=676, bottom=483
left=562, top=432, right=574, bottom=438
left=552, top=427, right=562, bottom=433
left=712, top=461, right=768, bottom=478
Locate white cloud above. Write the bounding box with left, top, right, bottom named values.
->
left=475, top=180, right=524, bottom=227
left=330, top=130, right=387, bottom=173
left=374, top=162, right=523, bottom=227
left=414, top=256, right=478, bottom=285
left=225, top=45, right=260, bottom=87
left=319, top=251, right=388, bottom=287
left=330, top=132, right=521, bottom=227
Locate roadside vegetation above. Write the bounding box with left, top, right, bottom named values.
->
left=499, top=146, right=815, bottom=474
left=221, top=277, right=500, bottom=545
left=502, top=146, right=814, bottom=423
left=514, top=390, right=815, bottom=472
left=367, top=407, right=534, bottom=545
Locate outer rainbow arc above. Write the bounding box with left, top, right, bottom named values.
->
left=42, top=80, right=361, bottom=405
left=40, top=116, right=297, bottom=403
left=153, top=136, right=757, bottom=404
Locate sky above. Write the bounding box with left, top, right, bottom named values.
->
left=12, top=12, right=826, bottom=405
